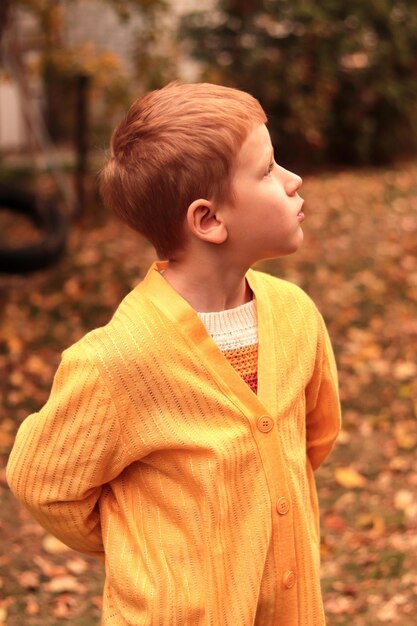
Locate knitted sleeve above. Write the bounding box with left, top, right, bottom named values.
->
left=305, top=312, right=341, bottom=470
left=6, top=345, right=130, bottom=556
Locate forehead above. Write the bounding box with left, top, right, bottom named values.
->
left=234, top=123, right=273, bottom=171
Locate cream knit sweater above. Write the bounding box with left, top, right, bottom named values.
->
left=7, top=262, right=341, bottom=626
left=198, top=298, right=258, bottom=393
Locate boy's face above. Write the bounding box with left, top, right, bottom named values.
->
left=220, top=123, right=304, bottom=265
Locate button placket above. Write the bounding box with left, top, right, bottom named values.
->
left=252, top=412, right=297, bottom=601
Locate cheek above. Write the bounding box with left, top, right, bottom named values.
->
left=266, top=182, right=286, bottom=204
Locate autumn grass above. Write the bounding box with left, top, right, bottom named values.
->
left=1, top=162, right=417, bottom=624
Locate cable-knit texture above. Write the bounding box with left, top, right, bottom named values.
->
left=198, top=299, right=258, bottom=393
left=7, top=262, right=341, bottom=626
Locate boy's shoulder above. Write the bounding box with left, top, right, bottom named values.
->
left=62, top=284, right=154, bottom=367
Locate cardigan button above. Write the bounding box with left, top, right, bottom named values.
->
left=283, top=570, right=296, bottom=589
left=257, top=415, right=274, bottom=433
left=276, top=497, right=290, bottom=515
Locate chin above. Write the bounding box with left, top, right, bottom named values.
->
left=281, top=242, right=303, bottom=257
left=291, top=231, right=304, bottom=252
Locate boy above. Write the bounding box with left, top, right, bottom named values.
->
left=7, top=82, right=341, bottom=625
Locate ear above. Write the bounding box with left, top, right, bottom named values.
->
left=186, top=199, right=228, bottom=245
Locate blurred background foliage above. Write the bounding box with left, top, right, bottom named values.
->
left=2, top=0, right=417, bottom=168
left=1, top=0, right=168, bottom=146
left=181, top=0, right=417, bottom=167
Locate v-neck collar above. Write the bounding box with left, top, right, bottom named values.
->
left=136, top=262, right=277, bottom=418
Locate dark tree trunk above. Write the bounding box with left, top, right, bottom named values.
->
left=0, top=0, right=13, bottom=43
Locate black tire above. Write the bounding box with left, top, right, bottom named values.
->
left=0, top=183, right=69, bottom=274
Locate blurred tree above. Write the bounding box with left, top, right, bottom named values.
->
left=181, top=0, right=417, bottom=166
left=9, top=0, right=165, bottom=140
left=0, top=0, right=165, bottom=212
left=130, top=6, right=180, bottom=93
left=0, top=0, right=13, bottom=40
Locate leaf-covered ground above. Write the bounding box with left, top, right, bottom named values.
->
left=1, top=162, right=416, bottom=625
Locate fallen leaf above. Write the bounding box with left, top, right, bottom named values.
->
left=324, top=514, right=347, bottom=532
left=25, top=355, right=47, bottom=375
left=25, top=595, right=40, bottom=616
left=394, top=489, right=414, bottom=511
left=335, top=467, right=366, bottom=489
left=44, top=574, right=87, bottom=594
left=394, top=421, right=417, bottom=450
left=65, top=557, right=88, bottom=575
left=17, top=570, right=40, bottom=590
left=34, top=555, right=67, bottom=578
left=376, top=595, right=407, bottom=622
left=0, top=430, right=14, bottom=451
left=393, top=361, right=417, bottom=380
left=0, top=468, right=7, bottom=486
left=52, top=594, right=78, bottom=619
left=394, top=490, right=417, bottom=525
left=0, top=598, right=13, bottom=626
left=355, top=513, right=385, bottom=534
left=92, top=595, right=103, bottom=610
left=389, top=456, right=411, bottom=472
left=325, top=595, right=355, bottom=615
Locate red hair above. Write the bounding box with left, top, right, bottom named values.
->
left=99, top=82, right=267, bottom=259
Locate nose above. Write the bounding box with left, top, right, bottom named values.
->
left=282, top=168, right=302, bottom=196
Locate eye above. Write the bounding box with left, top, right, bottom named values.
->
left=265, top=161, right=274, bottom=176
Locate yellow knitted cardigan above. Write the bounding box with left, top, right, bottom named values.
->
left=7, top=262, right=341, bottom=626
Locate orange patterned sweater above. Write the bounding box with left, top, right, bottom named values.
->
left=7, top=262, right=341, bottom=626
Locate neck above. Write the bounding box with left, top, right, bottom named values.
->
left=161, top=254, right=252, bottom=313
